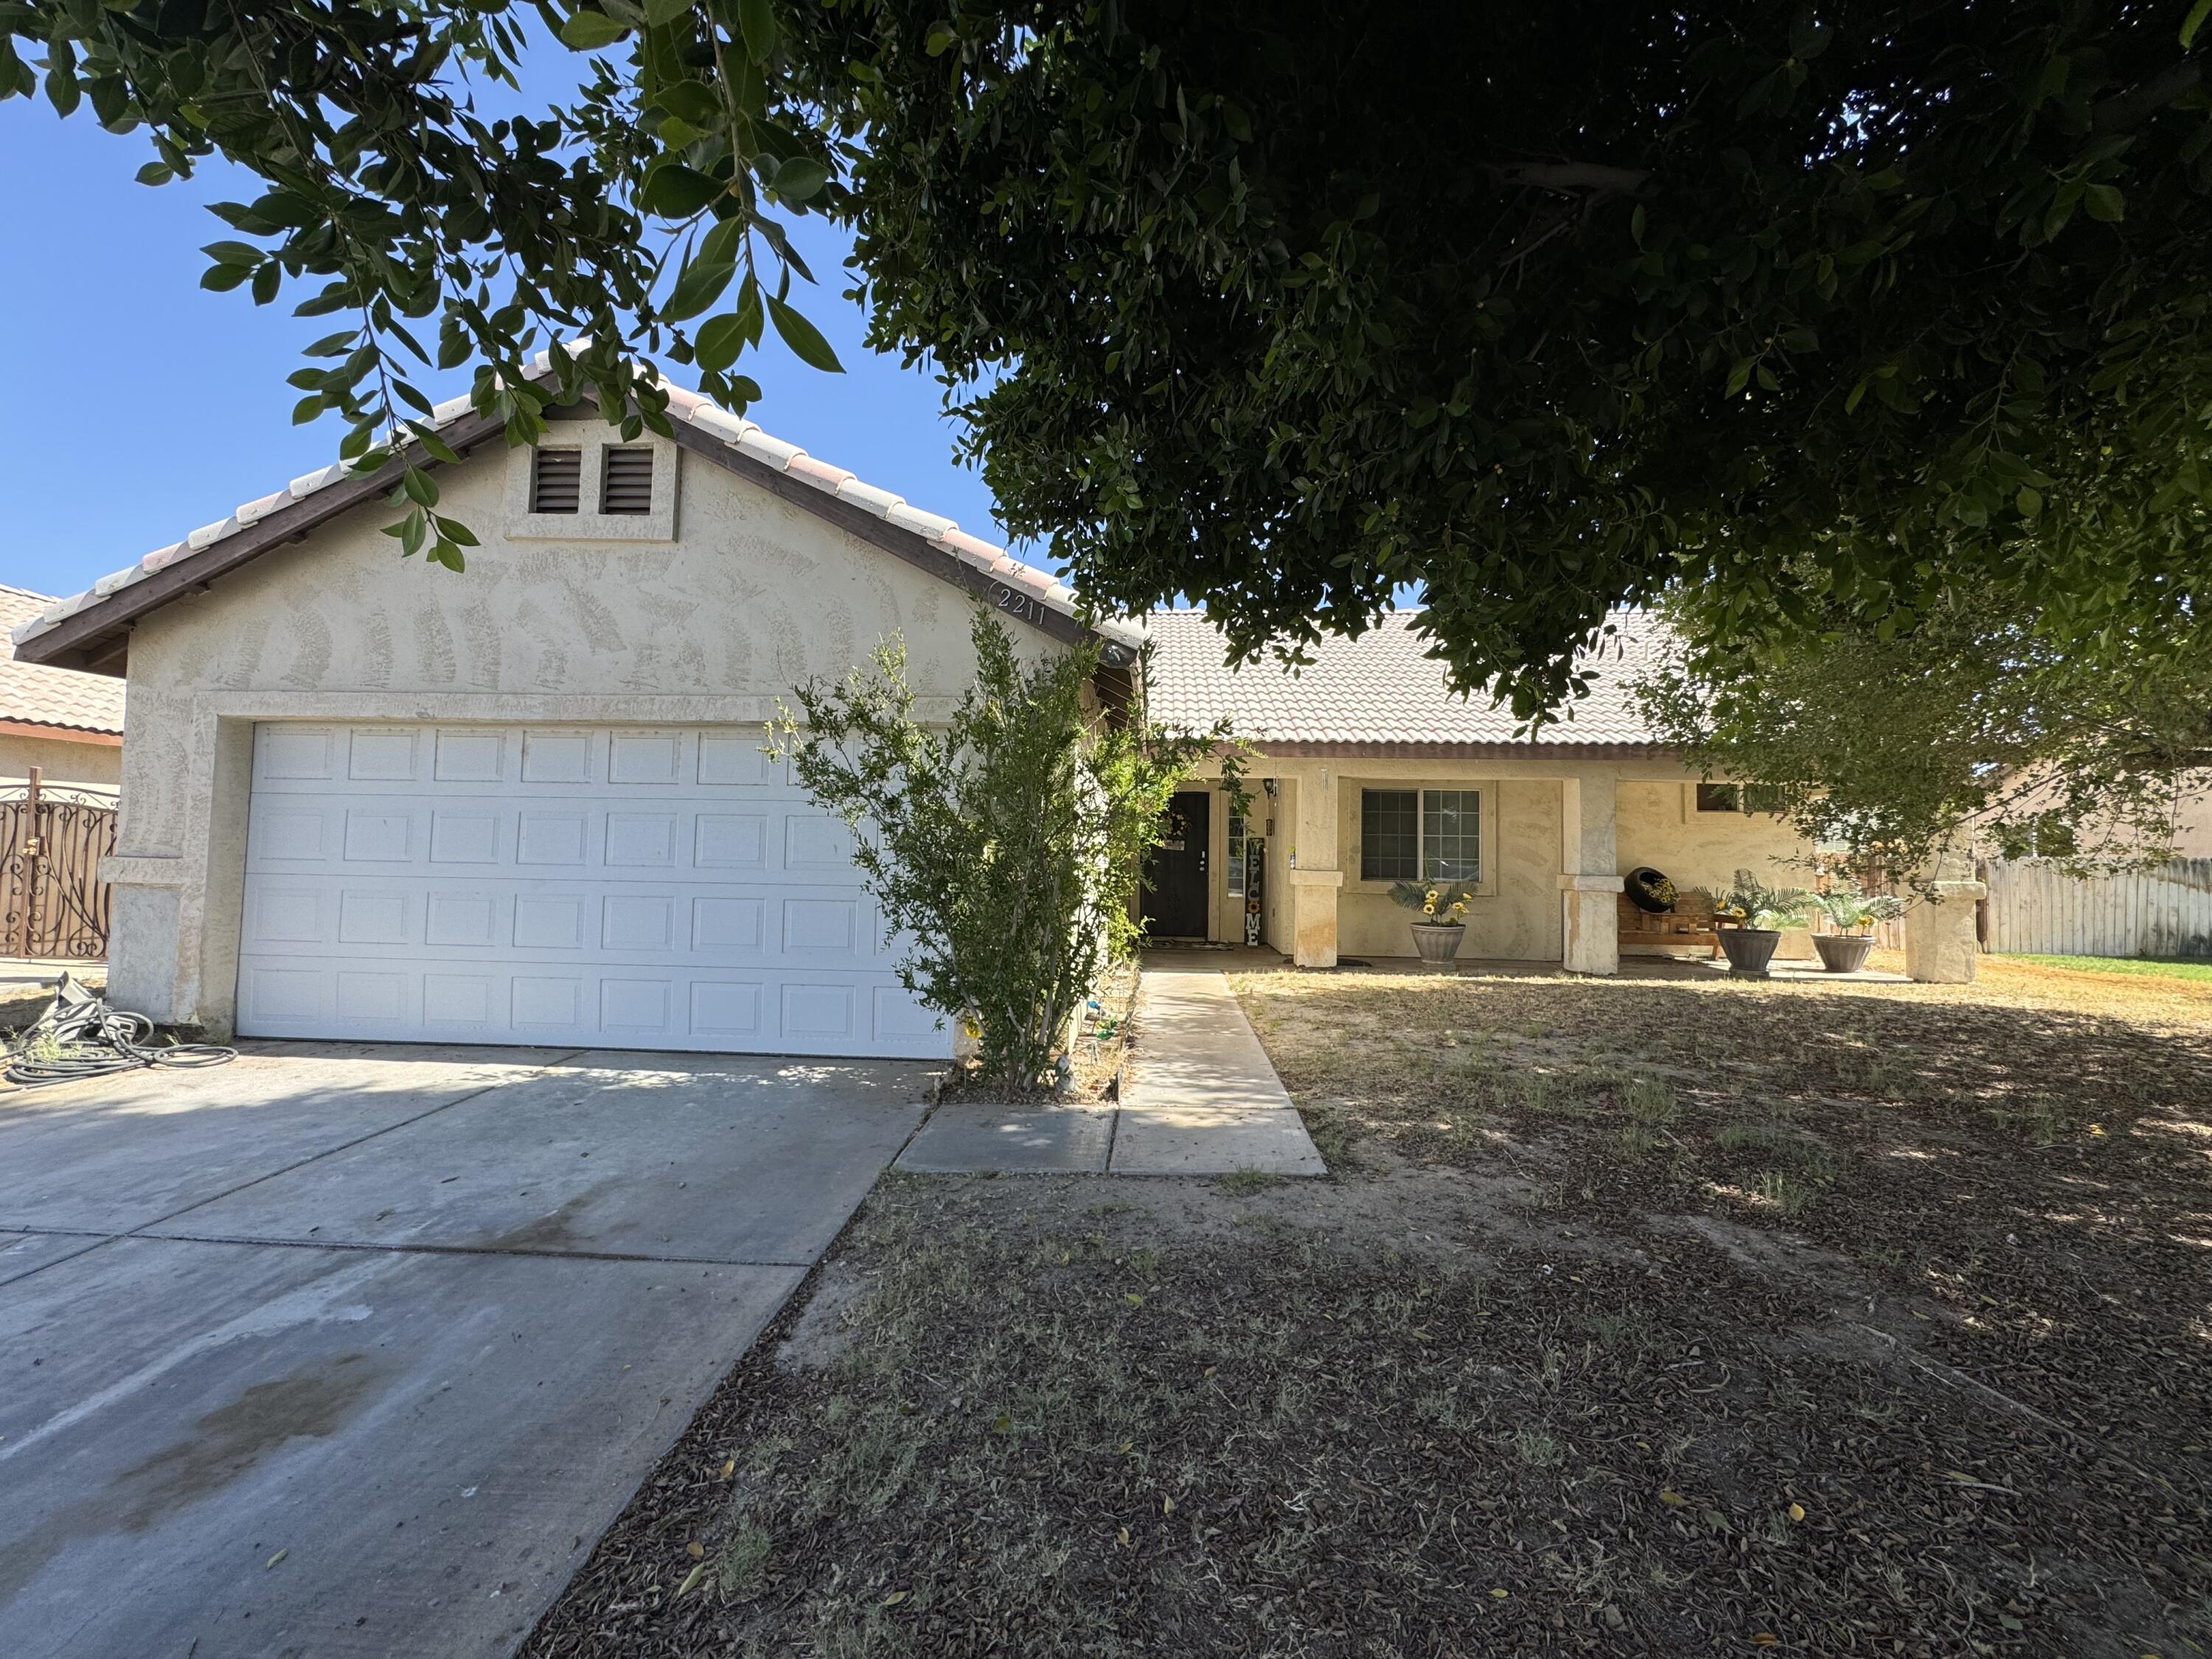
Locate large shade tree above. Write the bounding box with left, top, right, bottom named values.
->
left=7, top=0, right=2210, bottom=709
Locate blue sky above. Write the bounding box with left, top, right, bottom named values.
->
left=0, top=70, right=1028, bottom=605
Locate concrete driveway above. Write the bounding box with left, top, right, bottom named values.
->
left=0, top=1042, right=931, bottom=1659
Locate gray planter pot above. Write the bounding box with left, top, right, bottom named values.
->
left=1813, top=933, right=1876, bottom=973
left=1717, top=928, right=1781, bottom=978
left=1409, top=922, right=1466, bottom=964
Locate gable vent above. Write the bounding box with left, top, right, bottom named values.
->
left=600, top=447, right=655, bottom=515
left=530, top=448, right=582, bottom=513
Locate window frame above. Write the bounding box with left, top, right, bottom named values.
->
left=1696, top=782, right=1785, bottom=815
left=1226, top=810, right=1248, bottom=897
left=1355, top=784, right=1491, bottom=889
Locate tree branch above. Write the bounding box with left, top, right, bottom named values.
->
left=1486, top=161, right=1654, bottom=195
left=2091, top=60, right=2205, bottom=134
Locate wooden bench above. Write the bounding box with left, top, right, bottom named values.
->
left=1618, top=891, right=1724, bottom=959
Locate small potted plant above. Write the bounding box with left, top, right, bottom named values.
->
left=1714, top=869, right=1818, bottom=978
left=1389, top=880, right=1475, bottom=964
left=1807, top=883, right=1904, bottom=973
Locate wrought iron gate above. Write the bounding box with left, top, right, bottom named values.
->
left=1, top=767, right=117, bottom=960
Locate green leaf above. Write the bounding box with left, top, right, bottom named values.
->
left=739, top=0, right=775, bottom=61
left=401, top=465, right=440, bottom=507
left=641, top=0, right=692, bottom=25
left=925, top=21, right=956, bottom=56
left=44, top=65, right=80, bottom=119
left=654, top=77, right=720, bottom=126
left=201, top=263, right=253, bottom=292
left=135, top=161, right=173, bottom=186
left=2082, top=183, right=2124, bottom=223
left=2183, top=0, right=2212, bottom=49
left=558, top=8, right=630, bottom=49
left=695, top=310, right=751, bottom=372
left=2016, top=486, right=2043, bottom=518
left=291, top=395, right=325, bottom=425
left=662, top=245, right=737, bottom=322
left=408, top=422, right=463, bottom=465
left=766, top=294, right=844, bottom=372
left=201, top=239, right=262, bottom=266
left=641, top=161, right=721, bottom=217
left=772, top=157, right=831, bottom=203
left=435, top=515, right=480, bottom=547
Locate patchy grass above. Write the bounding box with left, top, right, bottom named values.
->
left=1997, top=951, right=2212, bottom=984
left=526, top=962, right=2212, bottom=1658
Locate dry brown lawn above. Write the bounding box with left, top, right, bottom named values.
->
left=524, top=953, right=2212, bottom=1659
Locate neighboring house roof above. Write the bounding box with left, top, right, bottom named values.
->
left=0, top=585, right=126, bottom=740
left=11, top=353, right=1138, bottom=675
left=1143, top=608, right=1668, bottom=757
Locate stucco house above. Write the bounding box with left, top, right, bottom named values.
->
left=11, top=359, right=1860, bottom=1056
left=0, top=584, right=125, bottom=796
left=10, top=365, right=1136, bottom=1057
left=1141, top=611, right=1809, bottom=971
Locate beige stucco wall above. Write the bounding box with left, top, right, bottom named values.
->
left=0, top=731, right=120, bottom=790
left=1615, top=781, right=1812, bottom=898
left=106, top=425, right=1066, bottom=1030
left=1179, top=760, right=1818, bottom=963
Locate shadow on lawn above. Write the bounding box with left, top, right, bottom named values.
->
left=1242, top=971, right=2212, bottom=1486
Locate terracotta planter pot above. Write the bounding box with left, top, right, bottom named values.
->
left=1409, top=922, right=1466, bottom=964
left=1717, top=928, right=1781, bottom=978
left=1813, top=933, right=1876, bottom=973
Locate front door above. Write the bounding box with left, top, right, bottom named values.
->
left=1141, top=791, right=1210, bottom=938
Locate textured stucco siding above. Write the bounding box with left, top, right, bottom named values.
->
left=108, top=428, right=1061, bottom=1031
left=1615, top=781, right=1812, bottom=899
left=0, top=732, right=119, bottom=790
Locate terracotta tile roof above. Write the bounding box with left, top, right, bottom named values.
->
left=10, top=350, right=1138, bottom=658
left=0, top=586, right=126, bottom=737
left=1142, top=608, right=1667, bottom=752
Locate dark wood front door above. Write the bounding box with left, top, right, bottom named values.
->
left=1141, top=791, right=1211, bottom=938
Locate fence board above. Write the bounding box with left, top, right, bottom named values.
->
left=1981, top=858, right=2212, bottom=960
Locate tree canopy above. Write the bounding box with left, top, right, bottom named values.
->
left=1635, top=588, right=2212, bottom=877
left=7, top=0, right=2210, bottom=709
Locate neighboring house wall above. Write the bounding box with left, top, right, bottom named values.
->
left=2170, top=773, right=2212, bottom=859
left=105, top=425, right=1066, bottom=1031
left=0, top=731, right=121, bottom=791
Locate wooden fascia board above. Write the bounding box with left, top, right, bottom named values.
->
left=15, top=408, right=511, bottom=674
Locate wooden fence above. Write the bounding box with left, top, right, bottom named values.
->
left=1980, top=857, right=2212, bottom=960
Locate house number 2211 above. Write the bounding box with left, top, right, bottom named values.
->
left=990, top=582, right=1046, bottom=625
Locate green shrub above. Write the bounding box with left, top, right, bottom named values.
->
left=776, top=609, right=1231, bottom=1086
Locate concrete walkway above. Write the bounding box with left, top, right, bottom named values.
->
left=896, top=967, right=1325, bottom=1178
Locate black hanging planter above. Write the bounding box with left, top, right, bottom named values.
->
left=1717, top=928, right=1781, bottom=978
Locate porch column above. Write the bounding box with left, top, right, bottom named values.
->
left=1286, top=768, right=1341, bottom=967
left=1905, top=851, right=1985, bottom=984
left=1559, top=772, right=1623, bottom=975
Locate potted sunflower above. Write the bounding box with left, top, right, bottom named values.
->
left=1389, top=880, right=1475, bottom=964
left=1714, top=869, right=1818, bottom=978
left=1807, top=883, right=1904, bottom=973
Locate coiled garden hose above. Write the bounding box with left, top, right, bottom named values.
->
left=4, top=971, right=237, bottom=1088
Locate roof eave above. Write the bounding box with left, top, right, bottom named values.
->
left=16, top=373, right=1138, bottom=675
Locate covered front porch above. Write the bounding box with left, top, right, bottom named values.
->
left=1147, top=757, right=1976, bottom=981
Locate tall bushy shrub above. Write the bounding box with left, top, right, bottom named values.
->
left=775, top=610, right=1229, bottom=1087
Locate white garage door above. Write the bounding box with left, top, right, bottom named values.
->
left=235, top=724, right=949, bottom=1058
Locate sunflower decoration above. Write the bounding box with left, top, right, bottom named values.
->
left=1392, top=879, right=1477, bottom=922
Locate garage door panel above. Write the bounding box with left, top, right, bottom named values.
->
left=238, top=724, right=947, bottom=1058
